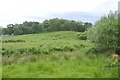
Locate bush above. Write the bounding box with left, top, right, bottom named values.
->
left=87, top=11, right=118, bottom=53
left=2, top=49, right=15, bottom=56
left=18, top=48, right=27, bottom=54
left=63, top=46, right=75, bottom=51
left=28, top=48, right=41, bottom=54
left=77, top=33, right=87, bottom=40
left=79, top=35, right=87, bottom=40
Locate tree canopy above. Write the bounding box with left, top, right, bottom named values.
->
left=2, top=18, right=92, bottom=35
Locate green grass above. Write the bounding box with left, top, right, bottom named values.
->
left=2, top=31, right=92, bottom=55
left=2, top=51, right=118, bottom=78
left=2, top=31, right=118, bottom=78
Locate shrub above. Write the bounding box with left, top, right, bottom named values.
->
left=63, top=46, right=74, bottom=51
left=28, top=48, right=41, bottom=54
left=2, top=49, right=15, bottom=56
left=87, top=11, right=118, bottom=53
left=79, top=35, right=87, bottom=40
left=18, top=48, right=27, bottom=54
left=77, top=33, right=87, bottom=40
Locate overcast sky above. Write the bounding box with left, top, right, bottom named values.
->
left=0, top=0, right=119, bottom=27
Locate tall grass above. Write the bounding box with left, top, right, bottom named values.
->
left=2, top=51, right=118, bottom=78
left=2, top=31, right=118, bottom=78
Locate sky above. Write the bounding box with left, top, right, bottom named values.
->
left=0, top=0, right=119, bottom=27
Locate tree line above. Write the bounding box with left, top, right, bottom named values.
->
left=2, top=18, right=92, bottom=35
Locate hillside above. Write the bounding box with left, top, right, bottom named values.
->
left=2, top=31, right=118, bottom=78
left=2, top=31, right=92, bottom=55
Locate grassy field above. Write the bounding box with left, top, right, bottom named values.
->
left=2, top=31, right=118, bottom=78
left=2, top=31, right=93, bottom=55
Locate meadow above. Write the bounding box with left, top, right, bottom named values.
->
left=2, top=31, right=118, bottom=78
